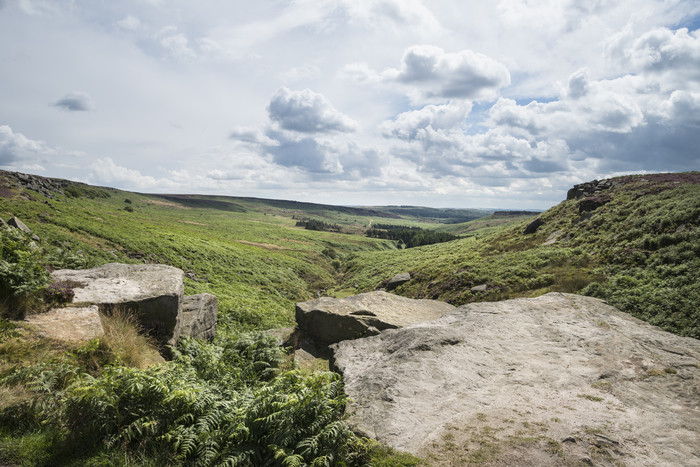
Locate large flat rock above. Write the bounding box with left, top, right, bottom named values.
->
left=330, top=293, right=700, bottom=466
left=295, top=291, right=455, bottom=347
left=52, top=263, right=184, bottom=346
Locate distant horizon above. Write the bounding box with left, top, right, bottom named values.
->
left=3, top=166, right=555, bottom=212
left=1, top=1, right=699, bottom=210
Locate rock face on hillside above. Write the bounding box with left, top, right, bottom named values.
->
left=52, top=263, right=186, bottom=346
left=330, top=293, right=700, bottom=466
left=180, top=293, right=218, bottom=341
left=295, top=291, right=455, bottom=347
left=1, top=170, right=69, bottom=198
left=566, top=178, right=616, bottom=200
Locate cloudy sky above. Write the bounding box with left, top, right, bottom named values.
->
left=1, top=0, right=699, bottom=209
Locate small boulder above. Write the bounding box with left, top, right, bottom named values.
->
left=470, top=283, right=488, bottom=292
left=8, top=216, right=40, bottom=241
left=52, top=263, right=184, bottom=347
left=524, top=217, right=544, bottom=234
left=386, top=272, right=411, bottom=291
left=295, top=291, right=455, bottom=347
left=180, top=293, right=218, bottom=341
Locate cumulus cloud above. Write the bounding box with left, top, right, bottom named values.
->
left=347, top=45, right=510, bottom=102
left=626, top=27, right=700, bottom=77
left=0, top=125, right=54, bottom=165
left=382, top=102, right=471, bottom=140
left=53, top=91, right=95, bottom=111
left=567, top=68, right=590, bottom=99
left=267, top=87, right=358, bottom=133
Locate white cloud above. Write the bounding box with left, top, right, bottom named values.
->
left=88, top=157, right=178, bottom=191
left=53, top=91, right=95, bottom=111
left=382, top=102, right=471, bottom=140
left=567, top=68, right=590, bottom=99
left=349, top=45, right=511, bottom=103
left=158, top=27, right=196, bottom=60
left=267, top=87, right=358, bottom=133
left=0, top=125, right=62, bottom=166
left=626, top=27, right=700, bottom=80
left=229, top=126, right=275, bottom=145
left=338, top=0, right=443, bottom=34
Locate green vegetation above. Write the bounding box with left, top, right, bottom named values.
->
left=1, top=170, right=698, bottom=465
left=343, top=173, right=700, bottom=339
left=296, top=218, right=342, bottom=233
left=0, top=226, right=50, bottom=319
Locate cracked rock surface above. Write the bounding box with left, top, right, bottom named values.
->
left=330, top=293, right=700, bottom=466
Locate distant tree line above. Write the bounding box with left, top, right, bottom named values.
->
left=365, top=226, right=458, bottom=248
left=296, top=219, right=341, bottom=232
left=371, top=224, right=422, bottom=231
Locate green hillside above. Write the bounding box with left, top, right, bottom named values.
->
left=0, top=169, right=698, bottom=465
left=343, top=172, right=700, bottom=338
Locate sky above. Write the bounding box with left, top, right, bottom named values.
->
left=1, top=0, right=699, bottom=209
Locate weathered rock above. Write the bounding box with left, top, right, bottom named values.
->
left=386, top=272, right=411, bottom=291
left=523, top=216, right=544, bottom=234
left=578, top=194, right=612, bottom=213
left=330, top=293, right=700, bottom=465
left=180, top=293, right=217, bottom=341
left=544, top=229, right=566, bottom=245
left=566, top=178, right=616, bottom=200
left=295, top=291, right=455, bottom=347
left=52, top=263, right=184, bottom=346
left=8, top=216, right=40, bottom=241
left=470, top=283, right=488, bottom=292
left=25, top=306, right=103, bottom=342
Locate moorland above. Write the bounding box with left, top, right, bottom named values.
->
left=0, top=169, right=698, bottom=466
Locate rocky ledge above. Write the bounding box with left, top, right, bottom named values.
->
left=295, top=291, right=455, bottom=347
left=28, top=263, right=217, bottom=347
left=328, top=292, right=700, bottom=466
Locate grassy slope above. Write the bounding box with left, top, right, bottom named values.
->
left=342, top=172, right=700, bottom=338
left=0, top=176, right=398, bottom=333
left=1, top=170, right=698, bottom=465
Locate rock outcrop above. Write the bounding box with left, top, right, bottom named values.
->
left=180, top=293, right=218, bottom=341
left=523, top=216, right=544, bottom=234
left=330, top=293, right=700, bottom=466
left=566, top=178, right=616, bottom=200
left=1, top=170, right=69, bottom=198
left=7, top=216, right=40, bottom=241
left=52, top=263, right=185, bottom=346
left=295, top=291, right=455, bottom=347
left=385, top=272, right=411, bottom=291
